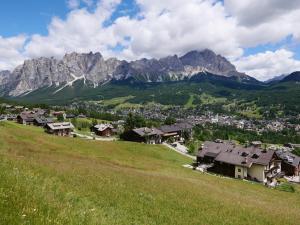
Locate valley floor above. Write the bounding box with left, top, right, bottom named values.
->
left=0, top=121, right=300, bottom=225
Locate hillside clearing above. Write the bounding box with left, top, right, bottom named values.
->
left=0, top=121, right=300, bottom=225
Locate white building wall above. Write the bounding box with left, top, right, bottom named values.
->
left=248, top=164, right=266, bottom=182
left=235, top=166, right=247, bottom=179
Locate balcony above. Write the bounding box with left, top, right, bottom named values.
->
left=264, top=165, right=280, bottom=174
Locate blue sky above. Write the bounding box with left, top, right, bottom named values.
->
left=0, top=1, right=68, bottom=37
left=0, top=0, right=300, bottom=81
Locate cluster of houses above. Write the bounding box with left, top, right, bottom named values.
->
left=196, top=140, right=300, bottom=185
left=184, top=114, right=300, bottom=134
left=1, top=107, right=120, bottom=138
left=2, top=103, right=300, bottom=187
left=111, top=104, right=300, bottom=134
left=15, top=109, right=76, bottom=136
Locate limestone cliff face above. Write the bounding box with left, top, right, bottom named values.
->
left=0, top=49, right=253, bottom=96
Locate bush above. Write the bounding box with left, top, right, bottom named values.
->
left=276, top=183, right=295, bottom=193
left=292, top=148, right=300, bottom=157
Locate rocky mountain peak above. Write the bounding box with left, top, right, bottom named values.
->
left=180, top=49, right=236, bottom=76
left=0, top=49, right=254, bottom=96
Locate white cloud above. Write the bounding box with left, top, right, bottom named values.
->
left=113, top=0, right=243, bottom=60
left=0, top=35, right=27, bottom=70
left=225, top=0, right=300, bottom=27
left=234, top=49, right=300, bottom=81
left=25, top=1, right=121, bottom=59
left=225, top=0, right=300, bottom=47
left=67, top=0, right=80, bottom=9
left=1, top=0, right=300, bottom=81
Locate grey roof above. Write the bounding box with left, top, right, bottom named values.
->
left=94, top=124, right=114, bottom=131
left=159, top=122, right=193, bottom=133
left=276, top=151, right=300, bottom=167
left=198, top=141, right=275, bottom=167
left=133, top=127, right=163, bottom=137
left=18, top=112, right=36, bottom=122
left=34, top=117, right=54, bottom=124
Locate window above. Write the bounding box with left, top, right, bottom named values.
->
left=238, top=168, right=241, bottom=173
left=241, top=152, right=248, bottom=157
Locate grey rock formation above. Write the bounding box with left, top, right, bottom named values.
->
left=0, top=49, right=254, bottom=96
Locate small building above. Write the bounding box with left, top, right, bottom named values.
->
left=51, top=111, right=66, bottom=119
left=0, top=115, right=7, bottom=121
left=92, top=124, right=114, bottom=137
left=159, top=122, right=193, bottom=141
left=6, top=114, right=17, bottom=121
left=276, top=151, right=300, bottom=176
left=65, top=114, right=76, bottom=119
left=17, top=112, right=36, bottom=125
left=45, top=122, right=74, bottom=136
left=77, top=114, right=87, bottom=118
left=197, top=140, right=282, bottom=185
left=130, top=127, right=163, bottom=144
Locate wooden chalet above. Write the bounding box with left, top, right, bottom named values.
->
left=197, top=140, right=282, bottom=185
left=159, top=122, right=193, bottom=141
left=17, top=112, right=36, bottom=125
left=276, top=151, right=300, bottom=176
left=129, top=127, right=163, bottom=144
left=92, top=124, right=115, bottom=137
left=45, top=122, right=74, bottom=136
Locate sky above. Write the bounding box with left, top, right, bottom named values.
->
left=1, top=0, right=300, bottom=81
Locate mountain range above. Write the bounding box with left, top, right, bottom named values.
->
left=0, top=49, right=256, bottom=97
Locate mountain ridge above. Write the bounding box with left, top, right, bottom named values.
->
left=0, top=49, right=257, bottom=97
left=280, top=71, right=300, bottom=82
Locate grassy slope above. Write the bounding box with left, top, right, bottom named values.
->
left=0, top=122, right=300, bottom=225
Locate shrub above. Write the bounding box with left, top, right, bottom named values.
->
left=276, top=183, right=295, bottom=193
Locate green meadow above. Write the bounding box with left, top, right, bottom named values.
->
left=0, top=121, right=300, bottom=225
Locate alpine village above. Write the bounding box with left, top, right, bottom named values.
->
left=1, top=1, right=300, bottom=225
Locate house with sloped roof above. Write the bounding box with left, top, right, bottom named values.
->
left=45, top=122, right=74, bottom=136
left=17, top=112, right=36, bottom=125
left=197, top=140, right=282, bottom=185
left=92, top=124, right=115, bottom=137
left=129, top=127, right=163, bottom=144
left=276, top=150, right=300, bottom=176
left=159, top=122, right=193, bottom=141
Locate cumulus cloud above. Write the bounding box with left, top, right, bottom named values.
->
left=67, top=0, right=80, bottom=9
left=114, top=0, right=243, bottom=60
left=225, top=0, right=300, bottom=47
left=25, top=0, right=121, bottom=59
left=234, top=49, right=300, bottom=81
left=225, top=0, right=300, bottom=27
left=1, top=0, right=300, bottom=81
left=0, top=35, right=27, bottom=70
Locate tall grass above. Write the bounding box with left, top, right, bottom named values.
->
left=0, top=121, right=300, bottom=225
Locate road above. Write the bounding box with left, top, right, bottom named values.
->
left=163, top=143, right=196, bottom=160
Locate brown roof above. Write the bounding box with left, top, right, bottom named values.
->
left=198, top=141, right=275, bottom=168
